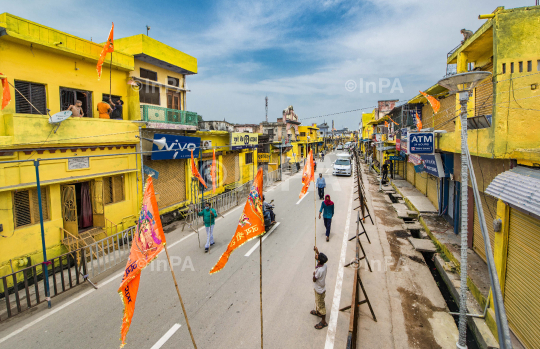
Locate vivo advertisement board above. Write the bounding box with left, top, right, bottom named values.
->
left=407, top=132, right=434, bottom=155
left=151, top=134, right=200, bottom=160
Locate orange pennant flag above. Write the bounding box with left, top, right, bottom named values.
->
left=0, top=73, right=10, bottom=110
left=210, top=168, right=265, bottom=274
left=97, top=23, right=114, bottom=80
left=419, top=91, right=441, bottom=113
left=415, top=112, right=423, bottom=131
left=191, top=150, right=207, bottom=188
left=118, top=177, right=166, bottom=348
left=388, top=116, right=399, bottom=125
left=384, top=121, right=389, bottom=128
left=211, top=149, right=217, bottom=193
left=299, top=149, right=314, bottom=199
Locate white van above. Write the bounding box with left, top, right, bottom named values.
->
left=333, top=153, right=352, bottom=176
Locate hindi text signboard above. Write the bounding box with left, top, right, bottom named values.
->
left=230, top=133, right=258, bottom=150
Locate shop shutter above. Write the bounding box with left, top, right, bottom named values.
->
left=427, top=175, right=438, bottom=209
left=474, top=62, right=493, bottom=117
left=415, top=171, right=427, bottom=195
left=407, top=162, right=415, bottom=186
left=223, top=153, right=237, bottom=185
left=472, top=193, right=497, bottom=262
left=144, top=159, right=186, bottom=209
left=504, top=208, right=540, bottom=349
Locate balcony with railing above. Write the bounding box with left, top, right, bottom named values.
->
left=140, top=105, right=199, bottom=130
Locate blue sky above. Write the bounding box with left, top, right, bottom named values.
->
left=0, top=0, right=532, bottom=129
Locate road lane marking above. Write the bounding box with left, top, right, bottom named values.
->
left=325, top=168, right=330, bottom=173
left=244, top=223, right=281, bottom=257
left=151, top=323, right=182, bottom=349
left=296, top=191, right=309, bottom=205
left=324, top=184, right=354, bottom=349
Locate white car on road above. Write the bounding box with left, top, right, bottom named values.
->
left=333, top=153, right=352, bottom=176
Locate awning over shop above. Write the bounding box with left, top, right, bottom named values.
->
left=485, top=166, right=540, bottom=217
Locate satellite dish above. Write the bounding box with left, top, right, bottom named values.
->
left=49, top=111, right=72, bottom=124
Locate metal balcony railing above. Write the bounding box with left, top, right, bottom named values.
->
left=140, top=105, right=198, bottom=126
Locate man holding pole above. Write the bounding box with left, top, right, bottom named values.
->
left=311, top=246, right=328, bottom=330
left=198, top=202, right=217, bottom=253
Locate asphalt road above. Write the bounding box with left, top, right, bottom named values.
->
left=0, top=152, right=356, bottom=349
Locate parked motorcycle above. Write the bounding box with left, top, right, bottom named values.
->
left=263, top=199, right=276, bottom=232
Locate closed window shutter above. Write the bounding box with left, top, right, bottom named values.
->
left=13, top=190, right=32, bottom=227
left=14, top=81, right=46, bottom=114
left=103, top=177, right=113, bottom=204
left=113, top=175, right=124, bottom=202
left=31, top=188, right=49, bottom=224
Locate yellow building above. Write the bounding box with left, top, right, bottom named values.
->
left=298, top=124, right=319, bottom=156
left=0, top=13, right=141, bottom=281
left=407, top=6, right=540, bottom=347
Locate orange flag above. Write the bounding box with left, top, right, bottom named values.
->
left=384, top=121, right=389, bottom=128
left=0, top=73, right=10, bottom=110
left=97, top=23, right=114, bottom=80
left=420, top=91, right=440, bottom=113
left=210, top=168, right=265, bottom=274
left=191, top=150, right=207, bottom=188
left=415, top=112, right=423, bottom=131
left=118, top=177, right=166, bottom=348
left=211, top=149, right=217, bottom=193
left=299, top=149, right=314, bottom=199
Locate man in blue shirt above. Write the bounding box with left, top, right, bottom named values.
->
left=316, top=173, right=326, bottom=200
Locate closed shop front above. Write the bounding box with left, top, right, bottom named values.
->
left=407, top=162, right=415, bottom=186
left=472, top=193, right=497, bottom=262
left=223, top=152, right=240, bottom=185
left=415, top=171, right=427, bottom=195
left=144, top=159, right=186, bottom=209
left=426, top=175, right=438, bottom=209
left=504, top=208, right=540, bottom=349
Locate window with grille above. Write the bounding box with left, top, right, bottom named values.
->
left=139, top=83, right=160, bottom=105
left=14, top=81, right=47, bottom=114
left=245, top=152, right=253, bottom=164
left=140, top=68, right=158, bottom=81
left=103, top=175, right=125, bottom=205
left=13, top=187, right=49, bottom=228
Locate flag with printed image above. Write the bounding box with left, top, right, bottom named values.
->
left=210, top=168, right=265, bottom=274
left=419, top=90, right=441, bottom=113
left=118, top=177, right=166, bottom=347
left=191, top=150, right=207, bottom=188
left=299, top=149, right=314, bottom=199
left=0, top=73, right=10, bottom=110
left=97, top=23, right=114, bottom=80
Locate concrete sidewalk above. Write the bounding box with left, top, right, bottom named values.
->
left=352, top=162, right=459, bottom=348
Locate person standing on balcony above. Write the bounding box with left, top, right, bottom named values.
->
left=316, top=173, right=326, bottom=200
left=109, top=98, right=123, bottom=120
left=67, top=100, right=84, bottom=117
left=198, top=201, right=217, bottom=253
left=97, top=100, right=112, bottom=119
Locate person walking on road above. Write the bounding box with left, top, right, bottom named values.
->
left=389, top=160, right=394, bottom=180
left=311, top=246, right=328, bottom=329
left=319, top=195, right=335, bottom=242
left=198, top=202, right=217, bottom=253
left=316, top=173, right=326, bottom=200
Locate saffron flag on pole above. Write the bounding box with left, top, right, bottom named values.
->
left=419, top=90, right=441, bottom=113
left=415, top=112, right=423, bottom=131
left=299, top=149, right=314, bottom=199
left=118, top=176, right=166, bottom=348
left=210, top=168, right=265, bottom=274
left=211, top=149, right=217, bottom=193
left=97, top=23, right=114, bottom=80
left=0, top=73, right=10, bottom=110
left=191, top=150, right=207, bottom=188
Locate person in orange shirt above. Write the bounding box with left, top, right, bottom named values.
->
left=97, top=100, right=112, bottom=119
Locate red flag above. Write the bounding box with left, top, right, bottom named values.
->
left=97, top=23, right=114, bottom=80
left=118, top=177, right=166, bottom=347
left=299, top=149, right=314, bottom=199
left=419, top=91, right=441, bottom=113
left=191, top=150, right=207, bottom=188
left=210, top=168, right=265, bottom=274
left=0, top=73, right=11, bottom=110
left=211, top=149, right=217, bottom=193
left=415, top=112, right=423, bottom=131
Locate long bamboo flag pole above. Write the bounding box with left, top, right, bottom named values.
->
left=259, top=234, right=264, bottom=349
left=164, top=245, right=198, bottom=349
